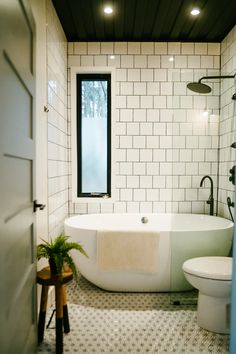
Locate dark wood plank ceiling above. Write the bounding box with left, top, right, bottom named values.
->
left=52, top=0, right=236, bottom=42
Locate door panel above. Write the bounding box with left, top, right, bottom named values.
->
left=2, top=0, right=33, bottom=74
left=5, top=283, right=36, bottom=352
left=2, top=156, right=32, bottom=220
left=4, top=212, right=34, bottom=304
left=0, top=0, right=37, bottom=353
left=2, top=53, right=33, bottom=139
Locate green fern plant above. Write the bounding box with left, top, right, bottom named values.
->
left=37, top=234, right=88, bottom=281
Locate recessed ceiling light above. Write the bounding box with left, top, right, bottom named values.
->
left=110, top=55, right=115, bottom=59
left=104, top=6, right=113, bottom=14
left=169, top=56, right=174, bottom=62
left=191, top=8, right=200, bottom=16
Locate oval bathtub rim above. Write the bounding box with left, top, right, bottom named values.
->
left=64, top=213, right=234, bottom=233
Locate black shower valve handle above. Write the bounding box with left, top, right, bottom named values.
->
left=229, top=166, right=236, bottom=185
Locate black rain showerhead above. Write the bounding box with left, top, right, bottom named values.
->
left=187, top=82, right=211, bottom=94
left=187, top=74, right=236, bottom=94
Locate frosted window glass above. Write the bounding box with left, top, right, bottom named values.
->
left=80, top=79, right=108, bottom=194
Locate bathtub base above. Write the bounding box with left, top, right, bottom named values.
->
left=77, top=265, right=193, bottom=292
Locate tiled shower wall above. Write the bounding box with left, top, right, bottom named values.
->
left=44, top=6, right=236, bottom=222
left=46, top=0, right=69, bottom=237
left=218, top=25, right=236, bottom=219
left=68, top=41, right=221, bottom=215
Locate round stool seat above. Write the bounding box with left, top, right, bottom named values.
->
left=37, top=266, right=73, bottom=285
left=183, top=256, right=232, bottom=280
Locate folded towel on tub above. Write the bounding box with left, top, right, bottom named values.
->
left=97, top=230, right=160, bottom=273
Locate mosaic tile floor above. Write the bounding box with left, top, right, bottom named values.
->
left=37, top=275, right=229, bottom=354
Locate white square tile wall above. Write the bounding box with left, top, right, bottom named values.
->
left=47, top=0, right=69, bottom=236
left=67, top=40, right=225, bottom=215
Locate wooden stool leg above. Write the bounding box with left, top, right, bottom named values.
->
left=55, top=284, right=63, bottom=354
left=38, top=285, right=49, bottom=343
left=62, top=286, right=70, bottom=333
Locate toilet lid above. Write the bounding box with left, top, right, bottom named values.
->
left=182, top=256, right=232, bottom=280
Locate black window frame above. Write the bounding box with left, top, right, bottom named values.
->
left=76, top=73, right=111, bottom=198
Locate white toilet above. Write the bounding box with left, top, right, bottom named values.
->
left=182, top=256, right=232, bottom=334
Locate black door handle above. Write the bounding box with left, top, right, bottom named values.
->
left=33, top=200, right=46, bottom=212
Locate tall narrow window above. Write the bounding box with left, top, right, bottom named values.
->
left=77, top=74, right=111, bottom=197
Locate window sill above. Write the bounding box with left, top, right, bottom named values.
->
left=72, top=196, right=115, bottom=203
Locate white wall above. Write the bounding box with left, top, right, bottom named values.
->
left=46, top=0, right=69, bottom=237
left=30, top=0, right=48, bottom=243
left=219, top=25, right=236, bottom=218
left=31, top=0, right=68, bottom=240
left=31, top=1, right=236, bottom=222
left=68, top=41, right=221, bottom=215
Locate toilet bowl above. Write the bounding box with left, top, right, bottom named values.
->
left=182, top=256, right=232, bottom=334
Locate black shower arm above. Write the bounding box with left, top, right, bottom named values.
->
left=198, top=74, right=236, bottom=83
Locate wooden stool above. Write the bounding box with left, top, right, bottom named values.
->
left=37, top=266, right=73, bottom=354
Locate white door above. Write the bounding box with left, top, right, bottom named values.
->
left=0, top=0, right=37, bottom=353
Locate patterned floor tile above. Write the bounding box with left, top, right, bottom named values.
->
left=37, top=274, right=229, bottom=354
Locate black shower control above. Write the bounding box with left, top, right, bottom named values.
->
left=229, top=166, right=236, bottom=185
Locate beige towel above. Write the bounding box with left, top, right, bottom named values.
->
left=97, top=230, right=160, bottom=273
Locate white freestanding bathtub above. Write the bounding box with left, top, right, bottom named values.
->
left=64, top=213, right=233, bottom=292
